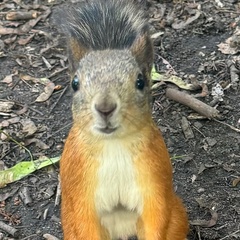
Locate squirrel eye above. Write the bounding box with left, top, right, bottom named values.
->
left=72, top=75, right=79, bottom=91
left=135, top=73, right=145, bottom=90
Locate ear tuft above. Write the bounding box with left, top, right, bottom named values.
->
left=130, top=31, right=153, bottom=75
left=52, top=5, right=88, bottom=74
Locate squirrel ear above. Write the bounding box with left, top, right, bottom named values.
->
left=68, top=38, right=88, bottom=73
left=130, top=32, right=153, bottom=74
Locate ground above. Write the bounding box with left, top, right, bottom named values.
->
left=0, top=0, right=239, bottom=239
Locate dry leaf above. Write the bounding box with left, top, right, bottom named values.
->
left=18, top=34, right=35, bottom=45
left=190, top=210, right=218, bottom=228
left=218, top=27, right=240, bottom=55
left=24, top=138, right=49, bottom=150
left=54, top=85, right=63, bottom=91
left=43, top=233, right=60, bottom=240
left=2, top=74, right=14, bottom=84
left=0, top=117, right=20, bottom=128
left=35, top=82, right=55, bottom=102
left=0, top=101, right=15, bottom=112
left=20, top=119, right=38, bottom=137
left=232, top=177, right=240, bottom=187
left=181, top=116, right=194, bottom=139
left=20, top=74, right=50, bottom=84
left=172, top=11, right=201, bottom=29
left=15, top=104, right=28, bottom=115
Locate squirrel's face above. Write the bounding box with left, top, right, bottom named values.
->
left=71, top=50, right=152, bottom=139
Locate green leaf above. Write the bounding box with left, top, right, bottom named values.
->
left=151, top=65, right=199, bottom=90
left=0, top=156, right=60, bottom=188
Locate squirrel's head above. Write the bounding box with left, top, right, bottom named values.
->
left=54, top=0, right=154, bottom=138
left=71, top=47, right=152, bottom=139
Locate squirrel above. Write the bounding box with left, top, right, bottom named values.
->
left=55, top=0, right=188, bottom=239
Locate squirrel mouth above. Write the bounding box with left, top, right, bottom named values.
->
left=97, top=127, right=117, bottom=134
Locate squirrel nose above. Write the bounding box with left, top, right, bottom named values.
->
left=95, top=101, right=117, bottom=118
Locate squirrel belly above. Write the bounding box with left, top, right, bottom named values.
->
left=55, top=0, right=189, bottom=239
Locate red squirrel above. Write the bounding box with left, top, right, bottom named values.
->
left=55, top=0, right=189, bottom=239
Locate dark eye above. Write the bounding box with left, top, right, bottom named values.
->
left=135, top=73, right=145, bottom=90
left=72, top=75, right=79, bottom=91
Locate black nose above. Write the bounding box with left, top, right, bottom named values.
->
left=95, top=102, right=117, bottom=118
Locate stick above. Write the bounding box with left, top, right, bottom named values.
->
left=6, top=11, right=38, bottom=21
left=19, top=186, right=33, bottom=206
left=0, top=221, right=19, bottom=237
left=166, top=88, right=220, bottom=119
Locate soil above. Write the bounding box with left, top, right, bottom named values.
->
left=0, top=0, right=239, bottom=240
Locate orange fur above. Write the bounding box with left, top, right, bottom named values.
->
left=61, top=121, right=188, bottom=240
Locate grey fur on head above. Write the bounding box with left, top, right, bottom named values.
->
left=54, top=0, right=149, bottom=50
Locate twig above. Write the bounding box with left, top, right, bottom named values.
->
left=55, top=175, right=61, bottom=206
left=21, top=233, right=39, bottom=240
left=196, top=226, right=202, bottom=240
left=213, top=118, right=240, bottom=133
left=166, top=88, right=220, bottom=119
left=47, top=67, right=68, bottom=79
left=45, top=122, right=72, bottom=140
left=49, top=86, right=68, bottom=115
left=219, top=229, right=240, bottom=240
left=0, top=129, right=33, bottom=161
left=6, top=11, right=38, bottom=21
left=0, top=220, right=19, bottom=237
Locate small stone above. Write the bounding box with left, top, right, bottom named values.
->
left=197, top=188, right=205, bottom=193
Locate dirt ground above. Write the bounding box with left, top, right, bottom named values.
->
left=0, top=0, right=239, bottom=239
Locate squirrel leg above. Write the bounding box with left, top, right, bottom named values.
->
left=166, top=196, right=189, bottom=240
left=61, top=205, right=102, bottom=240
left=136, top=196, right=188, bottom=240
left=136, top=197, right=169, bottom=240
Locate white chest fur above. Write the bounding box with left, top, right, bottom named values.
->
left=95, top=140, right=143, bottom=238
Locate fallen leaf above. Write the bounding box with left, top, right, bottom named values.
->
left=151, top=66, right=199, bottom=90
left=181, top=116, right=194, bottom=139
left=232, top=177, right=240, bottom=187
left=24, top=138, right=49, bottom=150
left=0, top=101, right=15, bottom=112
left=18, top=34, right=35, bottom=45
left=15, top=104, right=28, bottom=115
left=0, top=156, right=60, bottom=188
left=172, top=11, right=201, bottom=30
left=20, top=74, right=50, bottom=84
left=43, top=233, right=60, bottom=240
left=35, top=82, right=55, bottom=102
left=21, top=119, right=38, bottom=137
left=2, top=74, right=14, bottom=84
left=218, top=27, right=240, bottom=55
left=0, top=117, right=20, bottom=128
left=54, top=85, right=63, bottom=91
left=0, top=188, right=19, bottom=201
left=190, top=210, right=218, bottom=228
left=198, top=163, right=207, bottom=175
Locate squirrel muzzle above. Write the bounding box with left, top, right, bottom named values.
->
left=92, top=93, right=119, bottom=134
